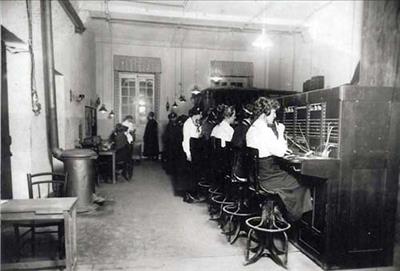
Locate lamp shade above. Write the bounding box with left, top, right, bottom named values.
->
left=172, top=102, right=178, bottom=108
left=108, top=110, right=115, bottom=118
left=99, top=104, right=108, bottom=113
left=179, top=95, right=186, bottom=103
left=191, top=85, right=201, bottom=95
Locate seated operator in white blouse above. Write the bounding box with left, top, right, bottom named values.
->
left=210, top=104, right=236, bottom=148
left=246, top=97, right=312, bottom=221
left=121, top=115, right=135, bottom=144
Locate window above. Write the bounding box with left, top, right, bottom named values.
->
left=119, top=73, right=155, bottom=125
left=210, top=77, right=248, bottom=88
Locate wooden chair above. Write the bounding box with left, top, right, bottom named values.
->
left=190, top=138, right=211, bottom=198
left=208, top=137, right=234, bottom=223
left=13, top=172, right=68, bottom=260
left=222, top=143, right=257, bottom=244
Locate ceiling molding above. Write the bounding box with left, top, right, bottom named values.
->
left=124, top=0, right=187, bottom=8
left=89, top=10, right=305, bottom=34
left=95, top=36, right=258, bottom=52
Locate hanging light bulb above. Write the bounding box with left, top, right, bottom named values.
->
left=179, top=94, right=186, bottom=103
left=210, top=75, right=223, bottom=82
left=99, top=104, right=108, bottom=113
left=252, top=28, right=273, bottom=49
left=191, top=85, right=201, bottom=95
left=172, top=101, right=178, bottom=108
left=108, top=110, right=115, bottom=118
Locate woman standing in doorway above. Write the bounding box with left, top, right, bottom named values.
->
left=143, top=111, right=159, bottom=160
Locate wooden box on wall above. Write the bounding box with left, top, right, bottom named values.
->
left=278, top=85, right=400, bottom=269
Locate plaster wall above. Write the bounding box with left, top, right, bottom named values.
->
left=95, top=40, right=271, bottom=140
left=1, top=0, right=96, bottom=198
left=269, top=1, right=363, bottom=91
left=95, top=1, right=362, bottom=140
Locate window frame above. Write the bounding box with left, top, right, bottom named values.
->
left=118, top=72, right=155, bottom=125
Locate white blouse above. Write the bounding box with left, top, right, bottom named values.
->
left=246, top=118, right=288, bottom=158
left=211, top=120, right=234, bottom=148
left=122, top=120, right=135, bottom=144
left=182, top=117, right=202, bottom=161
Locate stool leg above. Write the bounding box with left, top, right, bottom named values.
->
left=260, top=200, right=274, bottom=228
left=269, top=231, right=289, bottom=268
left=229, top=218, right=242, bottom=244
left=245, top=229, right=264, bottom=265
left=224, top=214, right=234, bottom=239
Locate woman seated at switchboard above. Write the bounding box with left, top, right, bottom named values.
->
left=246, top=97, right=312, bottom=221
left=210, top=104, right=236, bottom=147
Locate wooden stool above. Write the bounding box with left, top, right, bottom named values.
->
left=244, top=192, right=291, bottom=268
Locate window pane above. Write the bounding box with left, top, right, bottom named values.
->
left=121, top=97, right=128, bottom=105
left=147, top=87, right=153, bottom=97
left=129, top=87, right=135, bottom=97
left=121, top=88, right=128, bottom=96
left=129, top=107, right=135, bottom=116
left=128, top=81, right=135, bottom=87
left=121, top=106, right=128, bottom=115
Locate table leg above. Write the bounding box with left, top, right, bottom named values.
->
left=72, top=207, right=77, bottom=265
left=112, top=152, right=116, bottom=184
left=64, top=210, right=76, bottom=271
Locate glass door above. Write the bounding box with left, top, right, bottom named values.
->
left=119, top=73, right=155, bottom=140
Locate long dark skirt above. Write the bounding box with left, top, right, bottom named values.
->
left=174, top=159, right=197, bottom=194
left=258, top=157, right=312, bottom=221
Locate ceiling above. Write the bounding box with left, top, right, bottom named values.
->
left=79, top=0, right=333, bottom=50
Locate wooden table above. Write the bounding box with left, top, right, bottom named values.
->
left=98, top=150, right=116, bottom=184
left=1, top=198, right=78, bottom=271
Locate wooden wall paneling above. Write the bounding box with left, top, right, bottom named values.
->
left=360, top=0, right=400, bottom=87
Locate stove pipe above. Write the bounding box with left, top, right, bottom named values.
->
left=40, top=0, right=62, bottom=163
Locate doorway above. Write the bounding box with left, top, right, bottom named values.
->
left=118, top=72, right=155, bottom=141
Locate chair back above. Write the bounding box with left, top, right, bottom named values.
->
left=210, top=136, right=220, bottom=160
left=244, top=147, right=260, bottom=191
left=224, top=141, right=234, bottom=176
left=190, top=137, right=207, bottom=176
left=190, top=138, right=206, bottom=162
left=210, top=137, right=223, bottom=177
left=27, top=172, right=68, bottom=199
left=232, top=144, right=248, bottom=181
